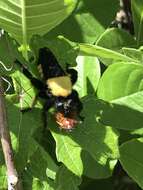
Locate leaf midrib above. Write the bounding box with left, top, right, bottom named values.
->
left=21, top=0, right=27, bottom=46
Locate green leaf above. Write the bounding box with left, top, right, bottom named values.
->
left=55, top=166, right=81, bottom=190
left=22, top=174, right=55, bottom=190
left=46, top=0, right=118, bottom=43
left=74, top=55, right=100, bottom=97
left=131, top=127, right=143, bottom=136
left=32, top=180, right=55, bottom=190
left=131, top=0, right=143, bottom=46
left=51, top=130, right=83, bottom=177
left=95, top=99, right=143, bottom=130
left=30, top=35, right=79, bottom=68
left=81, top=151, right=117, bottom=179
left=120, top=138, right=143, bottom=189
left=0, top=0, right=77, bottom=44
left=112, top=91, right=143, bottom=113
left=21, top=140, right=58, bottom=190
left=70, top=96, right=119, bottom=164
left=52, top=124, right=118, bottom=178
left=96, top=62, right=143, bottom=130
left=0, top=166, right=7, bottom=189
left=97, top=62, right=143, bottom=101
left=6, top=99, right=41, bottom=172
left=50, top=108, right=118, bottom=178
left=28, top=140, right=58, bottom=181
left=96, top=28, right=136, bottom=50
left=51, top=96, right=119, bottom=170
left=96, top=28, right=137, bottom=65
left=11, top=70, right=40, bottom=109
left=79, top=44, right=138, bottom=65
left=122, top=48, right=143, bottom=62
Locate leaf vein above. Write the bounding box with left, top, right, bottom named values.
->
left=7, top=0, right=21, bottom=8
left=26, top=8, right=66, bottom=19
left=25, top=0, right=61, bottom=8
left=0, top=7, right=21, bottom=17
left=0, top=16, right=21, bottom=26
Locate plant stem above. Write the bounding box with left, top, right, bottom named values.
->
left=22, top=44, right=29, bottom=61
left=0, top=78, right=22, bottom=190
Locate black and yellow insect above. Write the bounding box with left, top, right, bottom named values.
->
left=16, top=47, right=83, bottom=130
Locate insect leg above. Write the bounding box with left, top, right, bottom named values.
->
left=66, top=64, right=78, bottom=85
left=42, top=98, right=54, bottom=128
left=20, top=94, right=39, bottom=113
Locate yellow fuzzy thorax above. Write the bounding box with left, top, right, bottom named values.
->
left=47, top=76, right=72, bottom=97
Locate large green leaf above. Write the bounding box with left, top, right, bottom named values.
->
left=6, top=100, right=42, bottom=172
left=21, top=140, right=58, bottom=190
left=131, top=0, right=143, bottom=46
left=30, top=35, right=79, bottom=69
left=70, top=96, right=119, bottom=164
left=51, top=127, right=118, bottom=178
left=0, top=0, right=77, bottom=44
left=120, top=138, right=143, bottom=189
left=46, top=0, right=118, bottom=43
left=96, top=28, right=136, bottom=50
left=55, top=166, right=81, bottom=190
left=51, top=130, right=83, bottom=177
left=52, top=121, right=117, bottom=178
left=95, top=98, right=143, bottom=130
left=81, top=151, right=117, bottom=179
left=96, top=62, right=143, bottom=130
left=51, top=96, right=119, bottom=173
left=0, top=99, right=43, bottom=189
left=112, top=91, right=143, bottom=113
left=50, top=102, right=117, bottom=178
left=79, top=44, right=138, bottom=64
left=96, top=28, right=137, bottom=65
left=74, top=55, right=100, bottom=97
left=28, top=141, right=58, bottom=181
left=97, top=62, right=143, bottom=101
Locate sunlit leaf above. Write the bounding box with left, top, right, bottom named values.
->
left=46, top=0, right=118, bottom=43
left=97, top=62, right=143, bottom=101
left=6, top=99, right=41, bottom=172
left=0, top=0, right=77, bottom=44
left=131, top=0, right=143, bottom=46
left=120, top=138, right=143, bottom=189
left=74, top=55, right=100, bottom=97
left=79, top=44, right=138, bottom=64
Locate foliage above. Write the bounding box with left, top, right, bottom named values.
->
left=0, top=0, right=143, bottom=190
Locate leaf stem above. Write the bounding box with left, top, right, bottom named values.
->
left=0, top=78, right=22, bottom=190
